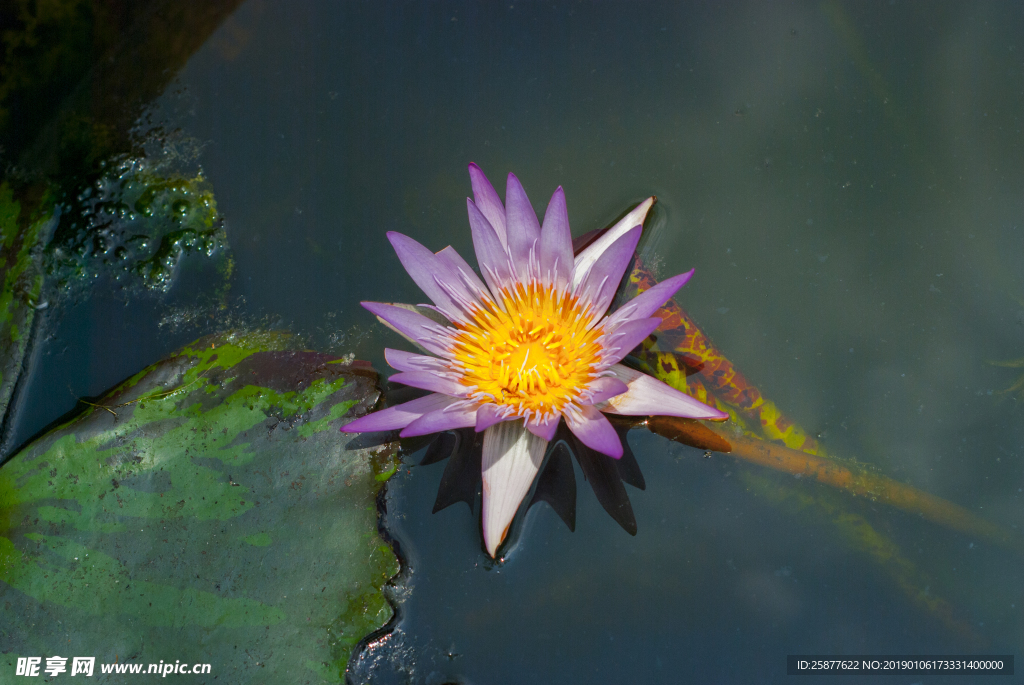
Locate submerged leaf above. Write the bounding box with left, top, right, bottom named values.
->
left=529, top=443, right=577, bottom=532
left=431, top=429, right=482, bottom=514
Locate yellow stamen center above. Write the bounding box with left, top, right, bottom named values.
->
left=450, top=281, right=604, bottom=417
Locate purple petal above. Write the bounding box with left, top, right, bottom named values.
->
left=387, top=233, right=488, bottom=322
left=400, top=402, right=478, bottom=437
left=435, top=245, right=491, bottom=306
left=572, top=197, right=654, bottom=289
left=526, top=413, right=560, bottom=441
left=596, top=364, right=729, bottom=420
left=469, top=163, right=507, bottom=247
left=605, top=270, right=693, bottom=330
left=373, top=303, right=450, bottom=355
left=386, top=232, right=461, bottom=321
left=572, top=226, right=642, bottom=320
left=384, top=348, right=448, bottom=374
left=540, top=186, right=573, bottom=289
left=475, top=403, right=507, bottom=432
left=481, top=421, right=548, bottom=557
left=388, top=370, right=469, bottom=398
left=504, top=173, right=541, bottom=277
left=565, top=404, right=623, bottom=458
left=467, top=198, right=515, bottom=300
left=599, top=316, right=661, bottom=365
left=583, top=376, right=629, bottom=405
left=362, top=301, right=451, bottom=357
left=340, top=393, right=456, bottom=433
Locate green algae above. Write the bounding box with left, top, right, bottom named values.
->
left=47, top=162, right=227, bottom=292
left=242, top=532, right=272, bottom=547
left=0, top=331, right=399, bottom=681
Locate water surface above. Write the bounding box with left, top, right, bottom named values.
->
left=12, top=1, right=1023, bottom=683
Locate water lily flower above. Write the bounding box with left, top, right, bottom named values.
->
left=342, top=164, right=728, bottom=556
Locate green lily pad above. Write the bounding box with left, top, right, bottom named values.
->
left=0, top=331, right=399, bottom=682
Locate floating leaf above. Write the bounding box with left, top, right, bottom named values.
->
left=0, top=331, right=399, bottom=681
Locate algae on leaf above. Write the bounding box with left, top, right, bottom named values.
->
left=0, top=331, right=400, bottom=682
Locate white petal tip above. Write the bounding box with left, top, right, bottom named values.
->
left=480, top=421, right=548, bottom=560
left=484, top=524, right=510, bottom=558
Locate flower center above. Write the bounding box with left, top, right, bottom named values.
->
left=450, top=281, right=604, bottom=418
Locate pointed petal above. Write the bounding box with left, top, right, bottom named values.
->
left=616, top=432, right=646, bottom=490
left=432, top=429, right=483, bottom=513
left=599, top=316, right=662, bottom=365
left=469, top=163, right=507, bottom=247
left=435, top=245, right=492, bottom=307
left=481, top=421, right=548, bottom=557
left=384, top=348, right=449, bottom=373
left=596, top=364, right=729, bottom=420
left=526, top=413, right=560, bottom=441
left=400, top=403, right=478, bottom=437
left=363, top=301, right=451, bottom=356
left=573, top=226, right=642, bottom=320
left=582, top=376, right=629, bottom=405
left=387, top=232, right=467, bottom=321
left=388, top=370, right=470, bottom=398
left=340, top=393, right=456, bottom=433
left=528, top=443, right=576, bottom=532
left=572, top=197, right=654, bottom=289
left=420, top=430, right=460, bottom=466
left=467, top=199, right=515, bottom=300
left=570, top=434, right=637, bottom=535
left=565, top=404, right=623, bottom=458
left=371, top=303, right=450, bottom=355
left=475, top=403, right=506, bottom=432
left=504, top=173, right=541, bottom=277
left=540, top=186, right=573, bottom=289
left=605, top=270, right=693, bottom=330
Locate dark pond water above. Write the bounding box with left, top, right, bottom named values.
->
left=8, top=1, right=1023, bottom=683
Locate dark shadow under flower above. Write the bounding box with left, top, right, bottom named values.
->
left=411, top=413, right=655, bottom=557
